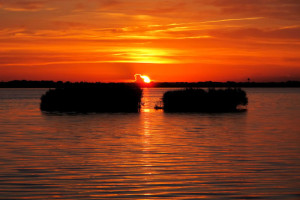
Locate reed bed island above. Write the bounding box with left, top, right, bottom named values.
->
left=162, top=88, right=248, bottom=112
left=40, top=83, right=143, bottom=113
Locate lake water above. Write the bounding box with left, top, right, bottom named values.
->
left=0, top=88, right=300, bottom=199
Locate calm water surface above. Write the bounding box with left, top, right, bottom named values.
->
left=0, top=88, right=300, bottom=199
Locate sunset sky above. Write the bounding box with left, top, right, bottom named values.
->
left=1, top=0, right=300, bottom=82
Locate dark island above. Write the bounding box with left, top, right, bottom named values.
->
left=162, top=88, right=248, bottom=112
left=40, top=83, right=142, bottom=113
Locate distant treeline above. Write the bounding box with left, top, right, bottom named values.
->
left=0, top=80, right=136, bottom=88
left=155, top=81, right=300, bottom=88
left=0, top=80, right=300, bottom=88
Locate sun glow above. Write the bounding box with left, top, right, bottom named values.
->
left=141, top=75, right=151, bottom=83
left=111, top=48, right=178, bottom=64
left=135, top=74, right=151, bottom=83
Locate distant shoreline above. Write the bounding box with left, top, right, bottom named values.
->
left=0, top=80, right=300, bottom=88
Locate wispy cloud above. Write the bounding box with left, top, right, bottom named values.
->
left=210, top=0, right=300, bottom=20
left=199, top=17, right=264, bottom=24
left=209, top=26, right=300, bottom=40
left=0, top=0, right=53, bottom=11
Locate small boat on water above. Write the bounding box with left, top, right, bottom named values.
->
left=154, top=101, right=163, bottom=110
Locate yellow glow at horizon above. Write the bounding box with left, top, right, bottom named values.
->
left=112, top=48, right=178, bottom=64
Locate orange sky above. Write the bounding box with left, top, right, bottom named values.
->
left=0, top=0, right=300, bottom=82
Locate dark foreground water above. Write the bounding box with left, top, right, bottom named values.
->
left=0, top=88, right=300, bottom=199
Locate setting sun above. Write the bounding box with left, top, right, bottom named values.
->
left=134, top=74, right=151, bottom=83
left=141, top=75, right=151, bottom=83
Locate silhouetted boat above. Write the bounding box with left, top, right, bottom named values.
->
left=154, top=101, right=163, bottom=110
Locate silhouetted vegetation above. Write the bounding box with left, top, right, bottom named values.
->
left=163, top=88, right=248, bottom=112
left=40, top=83, right=142, bottom=113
